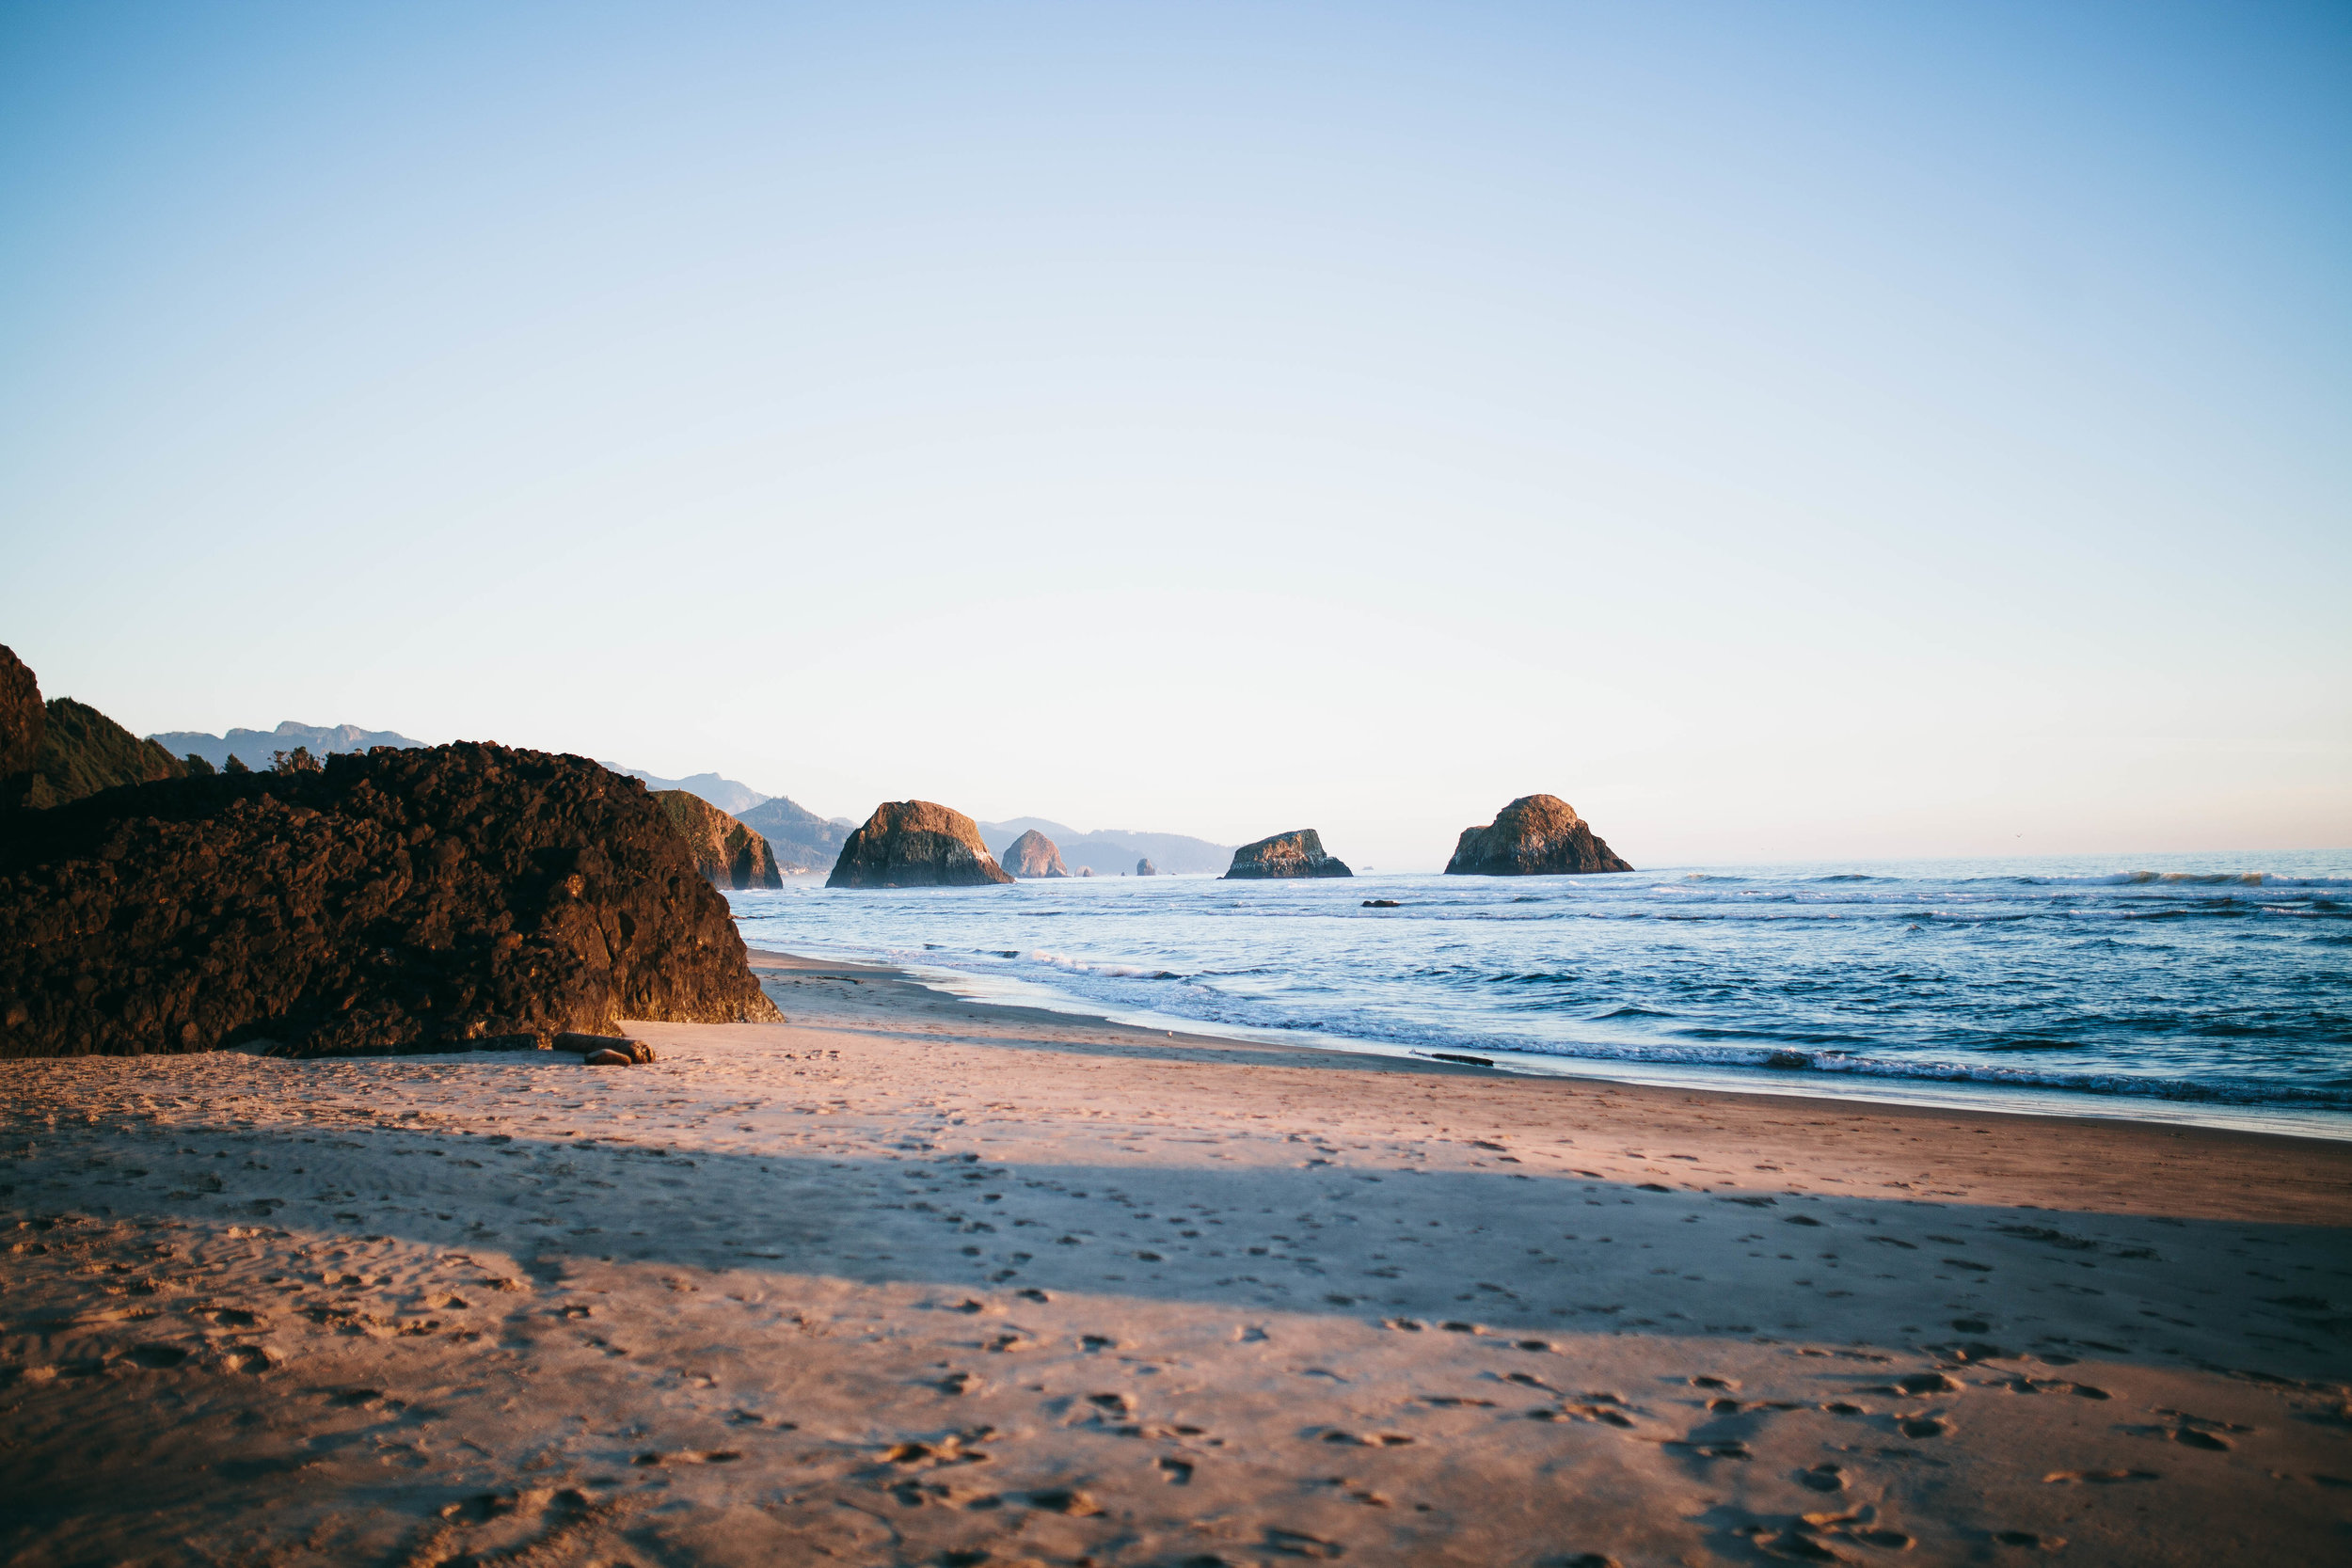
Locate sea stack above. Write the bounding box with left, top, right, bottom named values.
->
left=1136, top=857, right=1156, bottom=877
left=1001, top=829, right=1070, bottom=879
left=827, top=800, right=1015, bottom=888
left=1224, top=829, right=1352, bottom=879
left=653, top=789, right=784, bottom=890
left=1444, top=794, right=1632, bottom=876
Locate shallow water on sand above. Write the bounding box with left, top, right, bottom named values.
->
left=727, top=850, right=2352, bottom=1134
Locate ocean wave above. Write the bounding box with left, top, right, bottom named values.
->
left=1007, top=948, right=1184, bottom=981
left=2001, top=871, right=2352, bottom=889
left=726, top=853, right=2352, bottom=1127
left=1478, top=1037, right=2352, bottom=1108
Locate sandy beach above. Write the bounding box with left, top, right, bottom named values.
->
left=4, top=949, right=2348, bottom=1566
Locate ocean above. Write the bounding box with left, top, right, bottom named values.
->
left=724, top=850, right=2352, bottom=1139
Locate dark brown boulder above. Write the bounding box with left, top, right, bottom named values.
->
left=0, top=741, right=779, bottom=1059
left=1001, top=829, right=1069, bottom=879
left=0, top=695, right=184, bottom=811
left=1443, top=794, right=1632, bottom=876
left=1223, top=829, right=1352, bottom=879
left=0, top=645, right=42, bottom=780
left=558, top=1034, right=658, bottom=1066
left=653, top=789, right=783, bottom=890
left=826, top=801, right=1013, bottom=888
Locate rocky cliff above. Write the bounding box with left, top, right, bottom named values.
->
left=827, top=801, right=1014, bottom=888
left=0, top=740, right=779, bottom=1059
left=1223, top=829, right=1352, bottom=879
left=1444, top=794, right=1632, bottom=876
left=0, top=680, right=185, bottom=812
left=0, top=645, right=41, bottom=778
left=1000, top=829, right=1069, bottom=879
left=653, top=789, right=784, bottom=890
left=739, top=795, right=853, bottom=875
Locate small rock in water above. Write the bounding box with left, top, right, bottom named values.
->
left=1362, top=898, right=1401, bottom=908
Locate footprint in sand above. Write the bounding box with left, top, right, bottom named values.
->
left=1896, top=1371, right=1961, bottom=1395
left=1263, top=1527, right=1344, bottom=1559
left=1994, top=1529, right=2066, bottom=1549
left=1158, top=1456, right=1195, bottom=1483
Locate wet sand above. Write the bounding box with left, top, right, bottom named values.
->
left=3, top=949, right=2348, bottom=1565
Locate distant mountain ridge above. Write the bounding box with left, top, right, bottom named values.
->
left=737, top=796, right=854, bottom=876
left=599, top=764, right=770, bottom=817
left=977, top=817, right=1232, bottom=877
left=153, top=721, right=427, bottom=771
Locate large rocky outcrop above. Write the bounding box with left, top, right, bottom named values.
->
left=0, top=645, right=42, bottom=779
left=1000, top=829, right=1069, bottom=879
left=0, top=689, right=185, bottom=812
left=1444, top=794, right=1632, bottom=876
left=1224, top=829, right=1352, bottom=879
left=826, top=801, right=1014, bottom=888
left=653, top=789, right=784, bottom=890
left=0, top=741, right=779, bottom=1059
left=739, top=795, right=853, bottom=876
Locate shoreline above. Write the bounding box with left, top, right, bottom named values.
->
left=764, top=941, right=2352, bottom=1144
left=743, top=949, right=2352, bottom=1216
left=3, top=947, right=2346, bottom=1565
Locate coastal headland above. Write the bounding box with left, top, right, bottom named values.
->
left=4, top=952, right=2345, bottom=1566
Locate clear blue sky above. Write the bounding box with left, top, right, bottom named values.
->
left=3, top=2, right=2345, bottom=867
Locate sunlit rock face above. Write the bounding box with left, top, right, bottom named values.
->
left=1001, top=830, right=1070, bottom=879
left=1223, top=830, right=1351, bottom=879
left=827, top=800, right=1014, bottom=888
left=654, top=789, right=784, bottom=890
left=1444, top=794, right=1632, bottom=876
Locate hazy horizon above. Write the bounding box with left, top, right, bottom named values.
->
left=6, top=3, right=2345, bottom=870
